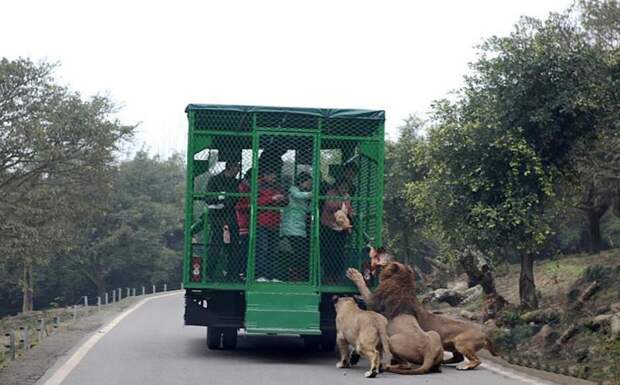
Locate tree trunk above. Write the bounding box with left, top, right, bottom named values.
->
left=94, top=271, right=106, bottom=298
left=22, top=264, right=34, bottom=313
left=519, top=254, right=538, bottom=309
left=459, top=247, right=508, bottom=319
left=458, top=247, right=496, bottom=294
left=587, top=206, right=608, bottom=254
left=401, top=224, right=411, bottom=266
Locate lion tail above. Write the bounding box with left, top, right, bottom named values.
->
left=386, top=354, right=436, bottom=375
left=485, top=335, right=499, bottom=356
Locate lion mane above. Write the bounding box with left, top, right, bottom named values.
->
left=370, top=262, right=422, bottom=319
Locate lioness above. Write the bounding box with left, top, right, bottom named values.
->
left=334, top=296, right=390, bottom=378
left=347, top=261, right=498, bottom=370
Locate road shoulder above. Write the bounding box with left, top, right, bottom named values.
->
left=0, top=293, right=173, bottom=385
left=478, top=351, right=597, bottom=385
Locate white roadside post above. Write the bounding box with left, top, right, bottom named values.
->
left=37, top=319, right=45, bottom=341
left=9, top=331, right=16, bottom=360
left=21, top=326, right=29, bottom=350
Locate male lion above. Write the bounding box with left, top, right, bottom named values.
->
left=386, top=314, right=444, bottom=374
left=347, top=261, right=498, bottom=370
left=334, top=296, right=390, bottom=378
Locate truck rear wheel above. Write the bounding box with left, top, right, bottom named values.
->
left=303, top=332, right=336, bottom=352
left=319, top=330, right=336, bottom=352
left=207, top=327, right=222, bottom=350
left=222, top=328, right=238, bottom=350
left=302, top=335, right=320, bottom=351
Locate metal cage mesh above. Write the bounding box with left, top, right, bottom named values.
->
left=186, top=108, right=382, bottom=287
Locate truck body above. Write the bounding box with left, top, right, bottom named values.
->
left=182, top=104, right=385, bottom=350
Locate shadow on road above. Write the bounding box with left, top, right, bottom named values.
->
left=187, top=334, right=338, bottom=365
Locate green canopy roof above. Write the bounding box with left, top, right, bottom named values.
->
left=185, top=104, right=385, bottom=120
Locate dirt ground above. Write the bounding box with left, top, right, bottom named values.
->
left=439, top=249, right=620, bottom=385
left=493, top=249, right=620, bottom=307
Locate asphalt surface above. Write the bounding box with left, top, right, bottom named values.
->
left=46, top=292, right=552, bottom=385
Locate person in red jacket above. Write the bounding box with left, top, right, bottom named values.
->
left=255, top=168, right=287, bottom=281
left=235, top=168, right=252, bottom=279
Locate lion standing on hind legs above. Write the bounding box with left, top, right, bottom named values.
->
left=347, top=261, right=498, bottom=370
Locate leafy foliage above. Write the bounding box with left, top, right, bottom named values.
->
left=408, top=2, right=619, bottom=307
left=0, top=59, right=187, bottom=314
left=67, top=151, right=185, bottom=297
left=0, top=58, right=135, bottom=311
left=383, top=116, right=439, bottom=268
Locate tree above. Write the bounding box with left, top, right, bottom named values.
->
left=383, top=116, right=439, bottom=269
left=68, top=152, right=185, bottom=297
left=410, top=106, right=552, bottom=309
left=410, top=3, right=618, bottom=309
left=570, top=0, right=620, bottom=252
left=566, top=135, right=620, bottom=253
left=0, top=58, right=134, bottom=311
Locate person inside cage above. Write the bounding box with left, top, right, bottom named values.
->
left=320, top=176, right=355, bottom=284
left=280, top=172, right=313, bottom=281
left=342, top=161, right=359, bottom=193
left=255, top=166, right=288, bottom=281
left=235, top=168, right=253, bottom=279
left=204, top=161, right=241, bottom=281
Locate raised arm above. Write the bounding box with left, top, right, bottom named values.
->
left=346, top=268, right=373, bottom=304
left=289, top=186, right=311, bottom=200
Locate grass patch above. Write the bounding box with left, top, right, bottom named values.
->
left=463, top=295, right=484, bottom=312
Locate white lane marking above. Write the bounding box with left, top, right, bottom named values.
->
left=42, top=291, right=183, bottom=385
left=482, top=362, right=557, bottom=385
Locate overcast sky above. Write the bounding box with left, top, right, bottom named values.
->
left=2, top=0, right=573, bottom=157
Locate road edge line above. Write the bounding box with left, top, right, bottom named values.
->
left=481, top=362, right=557, bottom=385
left=41, top=291, right=182, bottom=385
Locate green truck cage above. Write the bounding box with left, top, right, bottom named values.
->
left=183, top=104, right=385, bottom=350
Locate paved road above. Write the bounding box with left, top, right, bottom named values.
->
left=48, top=292, right=550, bottom=385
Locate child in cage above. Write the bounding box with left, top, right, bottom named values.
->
left=280, top=172, right=313, bottom=281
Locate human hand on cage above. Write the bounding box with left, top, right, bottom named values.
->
left=272, top=194, right=285, bottom=202
left=346, top=268, right=364, bottom=284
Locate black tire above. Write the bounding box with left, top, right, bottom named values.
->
left=302, top=335, right=320, bottom=351
left=222, top=328, right=238, bottom=350
left=207, top=327, right=222, bottom=350
left=319, top=330, right=336, bottom=352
